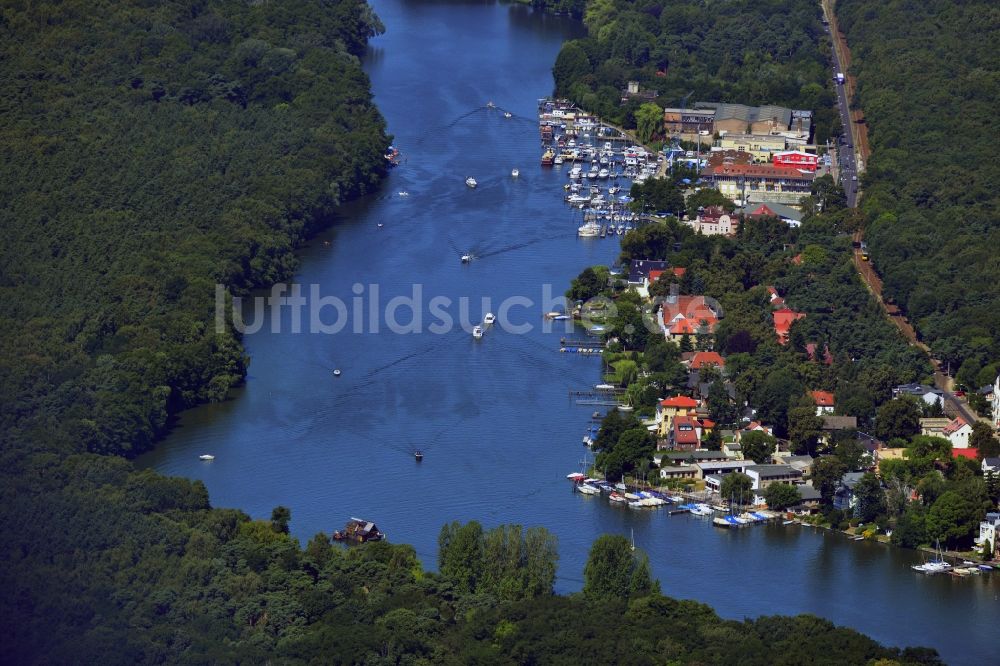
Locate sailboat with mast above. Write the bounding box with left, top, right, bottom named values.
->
left=912, top=539, right=952, bottom=574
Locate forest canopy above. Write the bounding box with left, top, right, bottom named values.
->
left=0, top=0, right=390, bottom=457
left=837, top=0, right=1000, bottom=387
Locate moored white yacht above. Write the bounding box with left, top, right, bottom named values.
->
left=199, top=454, right=215, bottom=461
left=577, top=221, right=600, bottom=238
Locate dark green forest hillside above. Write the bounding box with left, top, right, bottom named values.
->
left=550, top=0, right=840, bottom=143
left=0, top=0, right=389, bottom=457
left=837, top=0, right=1000, bottom=389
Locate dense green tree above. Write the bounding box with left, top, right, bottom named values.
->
left=685, top=189, right=736, bottom=219
left=707, top=380, right=738, bottom=426
left=834, top=438, right=869, bottom=472
left=567, top=266, right=610, bottom=302
left=811, top=457, right=847, bottom=505
left=970, top=422, right=1000, bottom=458
left=438, top=521, right=485, bottom=594
left=755, top=369, right=804, bottom=436
left=740, top=431, right=777, bottom=464
left=583, top=534, right=658, bottom=601
left=875, top=398, right=922, bottom=441
left=629, top=178, right=684, bottom=216
left=926, top=491, right=979, bottom=548
left=634, top=103, right=663, bottom=144
left=787, top=404, right=825, bottom=456
left=270, top=506, right=291, bottom=534
left=721, top=472, right=754, bottom=505
left=853, top=473, right=886, bottom=522
left=892, top=503, right=928, bottom=548
left=596, top=428, right=655, bottom=482
left=763, top=483, right=802, bottom=511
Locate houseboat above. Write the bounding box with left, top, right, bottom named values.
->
left=333, top=518, right=386, bottom=543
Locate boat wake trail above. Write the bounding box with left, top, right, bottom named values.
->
left=386, top=414, right=473, bottom=457
left=474, top=230, right=578, bottom=259
left=362, top=336, right=455, bottom=380
left=413, top=105, right=493, bottom=145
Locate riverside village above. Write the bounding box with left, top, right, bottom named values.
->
left=536, top=94, right=1000, bottom=578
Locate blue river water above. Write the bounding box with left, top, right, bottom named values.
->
left=139, top=2, right=998, bottom=662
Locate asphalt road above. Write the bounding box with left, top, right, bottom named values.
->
left=828, top=27, right=859, bottom=208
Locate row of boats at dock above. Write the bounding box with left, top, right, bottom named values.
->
left=536, top=102, right=661, bottom=240
left=910, top=540, right=994, bottom=576
left=565, top=473, right=781, bottom=524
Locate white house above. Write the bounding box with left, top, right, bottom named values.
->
left=993, top=375, right=1000, bottom=429
left=978, top=512, right=1000, bottom=556
left=744, top=464, right=803, bottom=505
left=892, top=383, right=943, bottom=407
left=686, top=206, right=736, bottom=236
left=942, top=417, right=974, bottom=448
left=810, top=390, right=835, bottom=416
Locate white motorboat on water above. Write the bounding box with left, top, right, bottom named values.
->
left=461, top=254, right=472, bottom=263
left=199, top=454, right=215, bottom=461
left=472, top=325, right=484, bottom=339
left=690, top=504, right=714, bottom=516
left=398, top=191, right=409, bottom=197
left=503, top=111, right=512, bottom=118
left=483, top=312, right=496, bottom=325
left=595, top=383, right=616, bottom=390
left=465, top=176, right=477, bottom=188
left=567, top=472, right=585, bottom=481
left=598, top=168, right=610, bottom=179
left=577, top=221, right=600, bottom=238
left=554, top=155, right=564, bottom=164
left=577, top=483, right=601, bottom=495
left=511, top=168, right=519, bottom=178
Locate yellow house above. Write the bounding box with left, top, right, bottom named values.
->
left=656, top=396, right=700, bottom=437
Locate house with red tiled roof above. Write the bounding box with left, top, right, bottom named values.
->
left=773, top=308, right=805, bottom=344
left=810, top=390, right=835, bottom=416
left=734, top=422, right=774, bottom=444
left=765, top=286, right=785, bottom=309
left=683, top=351, right=726, bottom=372
left=671, top=415, right=702, bottom=451
left=656, top=396, right=700, bottom=438
left=670, top=267, right=686, bottom=278
left=660, top=295, right=720, bottom=343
